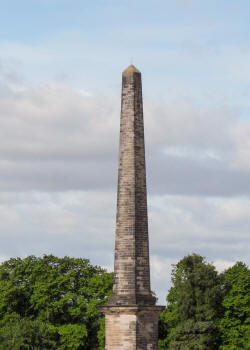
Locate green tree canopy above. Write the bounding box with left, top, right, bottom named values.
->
left=159, top=254, right=223, bottom=350
left=0, top=255, right=113, bottom=349
left=219, top=262, right=250, bottom=350
left=0, top=317, right=57, bottom=350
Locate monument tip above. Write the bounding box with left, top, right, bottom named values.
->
left=123, top=64, right=141, bottom=74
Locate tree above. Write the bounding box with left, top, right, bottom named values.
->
left=159, top=254, right=222, bottom=350
left=159, top=284, right=179, bottom=349
left=219, top=262, right=250, bottom=350
left=0, top=255, right=113, bottom=349
left=0, top=317, right=57, bottom=350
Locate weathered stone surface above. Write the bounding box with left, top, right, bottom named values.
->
left=109, top=65, right=154, bottom=306
left=101, top=65, right=164, bottom=349
left=102, top=306, right=164, bottom=350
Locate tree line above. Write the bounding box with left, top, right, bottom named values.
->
left=0, top=254, right=249, bottom=349
left=159, top=254, right=250, bottom=350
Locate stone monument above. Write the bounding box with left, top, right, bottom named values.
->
left=101, top=65, right=164, bottom=350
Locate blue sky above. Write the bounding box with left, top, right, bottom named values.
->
left=1, top=0, right=250, bottom=116
left=0, top=0, right=250, bottom=303
left=2, top=0, right=249, bottom=43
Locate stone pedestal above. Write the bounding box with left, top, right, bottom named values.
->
left=101, top=306, right=164, bottom=350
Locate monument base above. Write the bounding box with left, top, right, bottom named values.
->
left=101, top=305, right=165, bottom=350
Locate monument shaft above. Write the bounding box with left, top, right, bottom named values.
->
left=102, top=65, right=164, bottom=350
left=111, top=65, right=153, bottom=305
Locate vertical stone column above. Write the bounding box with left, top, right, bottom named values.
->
left=101, top=65, right=164, bottom=350
left=110, top=65, right=154, bottom=306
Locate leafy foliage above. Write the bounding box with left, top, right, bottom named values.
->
left=219, top=262, right=250, bottom=350
left=0, top=255, right=113, bottom=349
left=0, top=254, right=249, bottom=349
left=159, top=254, right=223, bottom=350
left=159, top=283, right=178, bottom=349
left=0, top=317, right=57, bottom=350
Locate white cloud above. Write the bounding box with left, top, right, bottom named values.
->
left=150, top=255, right=174, bottom=304
left=149, top=195, right=250, bottom=263
left=213, top=260, right=235, bottom=273
left=0, top=190, right=115, bottom=263
left=0, top=81, right=119, bottom=161
left=0, top=64, right=250, bottom=198
left=0, top=256, right=9, bottom=264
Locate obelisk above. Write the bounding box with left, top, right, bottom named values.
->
left=101, top=65, right=164, bottom=350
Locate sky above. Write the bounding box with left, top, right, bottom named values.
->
left=0, top=0, right=250, bottom=304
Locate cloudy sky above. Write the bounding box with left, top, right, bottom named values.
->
left=1, top=0, right=250, bottom=303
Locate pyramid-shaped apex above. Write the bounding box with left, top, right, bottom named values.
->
left=123, top=64, right=141, bottom=74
